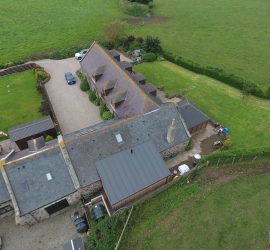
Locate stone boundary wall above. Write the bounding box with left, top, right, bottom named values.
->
left=0, top=63, right=41, bottom=77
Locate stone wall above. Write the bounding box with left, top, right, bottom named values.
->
left=80, top=181, right=103, bottom=200
left=15, top=191, right=80, bottom=226
left=0, top=201, right=14, bottom=220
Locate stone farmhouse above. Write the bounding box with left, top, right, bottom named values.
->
left=0, top=43, right=210, bottom=226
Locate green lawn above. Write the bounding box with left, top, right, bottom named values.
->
left=0, top=0, right=122, bottom=63
left=121, top=167, right=270, bottom=250
left=135, top=61, right=270, bottom=149
left=0, top=70, right=42, bottom=133
left=1, top=0, right=269, bottom=88
left=129, top=0, right=270, bottom=87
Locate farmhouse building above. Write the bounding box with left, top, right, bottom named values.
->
left=0, top=104, right=190, bottom=225
left=80, top=42, right=160, bottom=118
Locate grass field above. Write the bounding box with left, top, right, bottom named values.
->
left=0, top=0, right=122, bottom=63
left=121, top=163, right=270, bottom=249
left=1, top=0, right=269, bottom=88
left=135, top=61, right=270, bottom=149
left=0, top=70, right=42, bottom=133
left=129, top=0, right=270, bottom=87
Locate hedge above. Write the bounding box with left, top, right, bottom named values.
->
left=102, top=111, right=113, bottom=120
left=143, top=52, right=157, bottom=62
left=163, top=50, right=269, bottom=99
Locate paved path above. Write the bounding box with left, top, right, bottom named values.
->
left=0, top=204, right=83, bottom=250
left=37, top=58, right=101, bottom=135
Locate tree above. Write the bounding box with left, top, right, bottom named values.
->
left=102, top=21, right=126, bottom=45
left=143, top=36, right=162, bottom=54
left=241, top=82, right=255, bottom=98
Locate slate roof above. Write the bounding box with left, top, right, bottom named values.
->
left=0, top=172, right=10, bottom=204
left=177, top=99, right=210, bottom=129
left=96, top=141, right=170, bottom=206
left=133, top=73, right=146, bottom=84
left=5, top=146, right=75, bottom=215
left=64, top=104, right=190, bottom=187
left=80, top=42, right=159, bottom=118
left=8, top=116, right=54, bottom=141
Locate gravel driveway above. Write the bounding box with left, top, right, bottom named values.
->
left=37, top=58, right=101, bottom=135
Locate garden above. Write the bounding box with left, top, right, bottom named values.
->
left=0, top=70, right=43, bottom=136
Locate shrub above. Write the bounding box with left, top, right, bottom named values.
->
left=185, top=139, right=193, bottom=151
left=128, top=0, right=153, bottom=4
left=35, top=68, right=49, bottom=83
left=94, top=98, right=100, bottom=106
left=99, top=103, right=108, bottom=115
left=120, top=0, right=150, bottom=17
left=80, top=79, right=90, bottom=92
left=143, top=52, right=157, bottom=62
left=38, top=100, right=51, bottom=115
left=45, top=135, right=54, bottom=142
left=88, top=90, right=97, bottom=102
left=102, top=111, right=113, bottom=120
left=76, top=70, right=84, bottom=81
left=222, top=139, right=233, bottom=150
left=143, top=36, right=162, bottom=54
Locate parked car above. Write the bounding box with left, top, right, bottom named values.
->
left=73, top=211, right=89, bottom=234
left=90, top=204, right=107, bottom=222
left=75, top=49, right=88, bottom=60
left=65, top=72, right=76, bottom=85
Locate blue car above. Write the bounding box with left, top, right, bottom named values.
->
left=65, top=72, right=76, bottom=85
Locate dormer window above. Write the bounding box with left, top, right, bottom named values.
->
left=111, top=89, right=127, bottom=108
left=115, top=133, right=123, bottom=144
left=93, top=65, right=106, bottom=81
left=103, top=79, right=117, bottom=95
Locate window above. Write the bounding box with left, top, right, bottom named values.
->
left=115, top=133, right=123, bottom=144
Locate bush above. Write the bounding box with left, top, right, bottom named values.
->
left=163, top=50, right=269, bottom=99
left=94, top=98, right=100, bottom=106
left=35, top=68, right=49, bottom=83
left=185, top=139, right=193, bottom=151
left=143, top=36, right=162, bottom=54
left=88, top=90, right=97, bottom=102
left=45, top=135, right=54, bottom=142
left=120, top=0, right=150, bottom=17
left=102, top=111, right=113, bottom=120
left=99, top=40, right=114, bottom=50
left=76, top=70, right=84, bottom=81
left=128, top=0, right=153, bottom=4
left=99, top=103, right=108, bottom=115
left=143, top=52, right=157, bottom=62
left=80, top=79, right=90, bottom=92
left=222, top=139, right=233, bottom=150
left=38, top=100, right=51, bottom=115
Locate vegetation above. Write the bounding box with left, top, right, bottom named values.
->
left=120, top=0, right=152, bottom=17
left=135, top=61, right=270, bottom=149
left=87, top=211, right=129, bottom=250
left=88, top=90, right=97, bottom=102
left=102, top=21, right=127, bottom=46
left=102, top=111, right=113, bottom=120
left=0, top=0, right=122, bottom=64
left=45, top=135, right=54, bottom=142
left=129, top=0, right=270, bottom=88
left=80, top=79, right=90, bottom=92
left=34, top=68, right=49, bottom=83
left=121, top=162, right=270, bottom=249
left=0, top=70, right=42, bottom=134
left=143, top=36, right=162, bottom=54
left=143, top=52, right=157, bottom=62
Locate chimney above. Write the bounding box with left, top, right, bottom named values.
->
left=167, top=118, right=176, bottom=143
left=27, top=136, right=45, bottom=151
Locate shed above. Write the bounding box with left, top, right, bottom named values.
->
left=8, top=116, right=57, bottom=150
left=177, top=99, right=210, bottom=134
left=96, top=141, right=170, bottom=209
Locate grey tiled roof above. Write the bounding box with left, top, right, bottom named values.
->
left=0, top=172, right=10, bottom=204
left=8, top=116, right=54, bottom=141
left=64, top=104, right=190, bottom=187
left=80, top=42, right=159, bottom=118
left=5, top=146, right=75, bottom=215
left=97, top=141, right=170, bottom=206
left=177, top=99, right=210, bottom=129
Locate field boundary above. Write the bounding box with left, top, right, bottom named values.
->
left=0, top=63, right=41, bottom=77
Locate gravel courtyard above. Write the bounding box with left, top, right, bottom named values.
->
left=0, top=204, right=84, bottom=250
left=37, top=58, right=101, bottom=135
